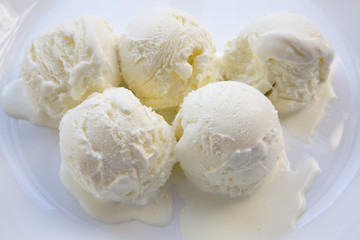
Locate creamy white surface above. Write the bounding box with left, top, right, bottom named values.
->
left=221, top=12, right=334, bottom=114
left=60, top=165, right=173, bottom=226
left=1, top=79, right=58, bottom=127
left=60, top=88, right=176, bottom=205
left=118, top=7, right=218, bottom=110
left=176, top=156, right=320, bottom=240
left=22, top=15, right=121, bottom=124
left=280, top=72, right=336, bottom=140
left=174, top=81, right=283, bottom=197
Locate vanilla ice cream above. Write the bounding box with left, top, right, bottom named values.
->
left=174, top=81, right=284, bottom=197
left=221, top=12, right=334, bottom=114
left=22, top=15, right=121, bottom=126
left=118, top=7, right=218, bottom=110
left=59, top=87, right=176, bottom=205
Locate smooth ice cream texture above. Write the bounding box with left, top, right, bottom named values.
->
left=221, top=12, right=334, bottom=114
left=118, top=7, right=218, bottom=110
left=174, top=81, right=284, bottom=197
left=22, top=15, right=121, bottom=125
left=59, top=88, right=176, bottom=205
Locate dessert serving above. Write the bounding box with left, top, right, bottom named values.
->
left=1, top=6, right=336, bottom=240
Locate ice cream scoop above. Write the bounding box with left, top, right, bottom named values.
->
left=22, top=15, right=121, bottom=126
left=59, top=87, right=176, bottom=205
left=173, top=81, right=284, bottom=197
left=221, top=12, right=334, bottom=114
left=118, top=7, right=218, bottom=110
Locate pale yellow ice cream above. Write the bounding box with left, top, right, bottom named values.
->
left=174, top=81, right=284, bottom=197
left=59, top=87, right=176, bottom=205
left=22, top=15, right=121, bottom=126
left=118, top=7, right=218, bottom=110
left=221, top=12, right=334, bottom=114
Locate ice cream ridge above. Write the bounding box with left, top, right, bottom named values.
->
left=221, top=12, right=334, bottom=114
left=174, top=81, right=284, bottom=196
left=2, top=15, right=121, bottom=127
left=118, top=7, right=218, bottom=111
left=59, top=87, right=176, bottom=205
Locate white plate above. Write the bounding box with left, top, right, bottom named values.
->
left=1, top=0, right=360, bottom=239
